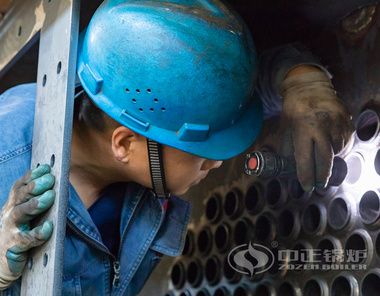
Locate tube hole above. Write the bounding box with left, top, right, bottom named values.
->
left=215, top=223, right=231, bottom=252
left=182, top=230, right=195, bottom=256
left=266, top=179, right=287, bottom=208
left=180, top=291, right=192, bottom=296
left=205, top=256, right=221, bottom=286
left=223, top=255, right=242, bottom=284
left=255, top=213, right=274, bottom=242
left=255, top=284, right=272, bottom=296
left=356, top=109, right=380, bottom=141
left=345, top=154, right=363, bottom=185
left=187, top=259, right=203, bottom=288
left=359, top=190, right=380, bottom=224
left=197, top=227, right=212, bottom=256
left=278, top=208, right=299, bottom=239
left=171, top=261, right=186, bottom=289
left=303, top=279, right=323, bottom=296
left=376, top=232, right=380, bottom=257
left=278, top=282, right=296, bottom=296
left=197, top=289, right=211, bottom=296
left=289, top=179, right=307, bottom=201
left=345, top=233, right=368, bottom=264
left=375, top=150, right=380, bottom=175
left=302, top=204, right=325, bottom=235
left=244, top=183, right=264, bottom=215
left=362, top=272, right=380, bottom=296
left=234, top=218, right=253, bottom=245
left=233, top=285, right=251, bottom=296
left=214, top=287, right=230, bottom=296
left=328, top=197, right=350, bottom=230
left=331, top=276, right=356, bottom=296
left=292, top=242, right=311, bottom=269
left=205, top=194, right=222, bottom=224
left=316, top=238, right=337, bottom=266
left=224, top=189, right=243, bottom=220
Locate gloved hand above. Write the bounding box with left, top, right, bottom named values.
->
left=0, top=164, right=55, bottom=289
left=279, top=67, right=353, bottom=191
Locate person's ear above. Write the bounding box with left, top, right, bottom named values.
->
left=111, top=126, right=139, bottom=162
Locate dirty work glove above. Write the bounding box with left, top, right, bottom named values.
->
left=0, top=164, right=55, bottom=289
left=279, top=70, right=352, bottom=191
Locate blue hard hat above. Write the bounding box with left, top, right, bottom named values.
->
left=77, top=0, right=263, bottom=160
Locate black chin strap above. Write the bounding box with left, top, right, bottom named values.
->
left=147, top=138, right=171, bottom=199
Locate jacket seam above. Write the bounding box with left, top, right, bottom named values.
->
left=0, top=144, right=32, bottom=164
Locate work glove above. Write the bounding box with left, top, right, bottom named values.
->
left=279, top=70, right=353, bottom=191
left=0, top=164, right=55, bottom=289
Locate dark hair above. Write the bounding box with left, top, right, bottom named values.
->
left=74, top=90, right=120, bottom=132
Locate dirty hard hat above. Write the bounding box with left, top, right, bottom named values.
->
left=77, top=0, right=262, bottom=160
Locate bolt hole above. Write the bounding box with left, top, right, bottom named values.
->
left=43, top=253, right=48, bottom=267
left=57, top=61, right=62, bottom=74
left=28, top=257, right=33, bottom=270
left=50, top=154, right=55, bottom=168
left=36, top=163, right=40, bottom=168
left=18, top=26, right=22, bottom=36
left=42, top=75, right=47, bottom=87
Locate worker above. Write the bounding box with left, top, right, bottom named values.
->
left=0, top=0, right=351, bottom=294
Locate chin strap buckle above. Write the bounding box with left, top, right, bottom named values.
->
left=147, top=138, right=171, bottom=199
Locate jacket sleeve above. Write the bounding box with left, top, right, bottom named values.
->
left=256, top=42, right=332, bottom=119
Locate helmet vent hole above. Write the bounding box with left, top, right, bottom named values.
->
left=161, top=107, right=166, bottom=111
left=126, top=88, right=130, bottom=93
left=132, top=99, right=136, bottom=103
left=136, top=89, right=140, bottom=93
left=154, top=99, right=158, bottom=102
left=147, top=89, right=151, bottom=93
left=150, top=108, right=154, bottom=112
left=139, top=108, right=143, bottom=112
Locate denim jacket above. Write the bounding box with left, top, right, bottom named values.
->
left=0, top=84, right=192, bottom=296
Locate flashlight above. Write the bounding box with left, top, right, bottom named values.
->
left=245, top=151, right=347, bottom=187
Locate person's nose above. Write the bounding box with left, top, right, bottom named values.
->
left=201, top=160, right=223, bottom=171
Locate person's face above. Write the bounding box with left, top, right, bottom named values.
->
left=162, top=146, right=223, bottom=196
left=111, top=127, right=222, bottom=196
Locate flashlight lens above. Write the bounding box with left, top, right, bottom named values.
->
left=248, top=157, right=258, bottom=170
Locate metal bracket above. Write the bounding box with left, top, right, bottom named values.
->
left=19, top=0, right=79, bottom=294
